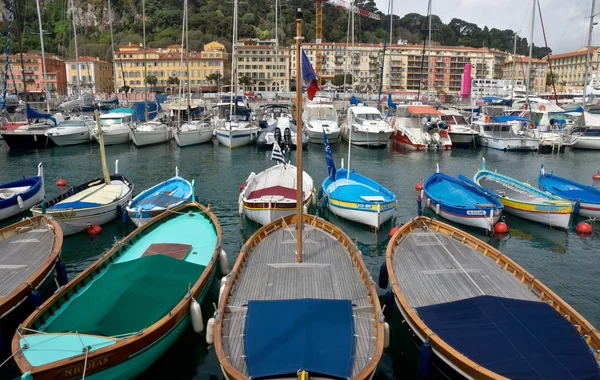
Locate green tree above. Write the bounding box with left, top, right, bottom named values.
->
left=546, top=71, right=559, bottom=88
left=120, top=85, right=131, bottom=93
left=238, top=76, right=254, bottom=91
left=167, top=76, right=180, bottom=85
left=206, top=73, right=223, bottom=85
left=332, top=74, right=353, bottom=87
left=145, top=75, right=158, bottom=92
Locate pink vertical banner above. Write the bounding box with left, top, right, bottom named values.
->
left=461, top=63, right=471, bottom=98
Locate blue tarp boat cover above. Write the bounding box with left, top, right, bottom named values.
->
left=26, top=104, right=56, bottom=125
left=490, top=115, right=532, bottom=123
left=244, top=299, right=355, bottom=379
left=416, top=295, right=600, bottom=380
left=132, top=101, right=160, bottom=121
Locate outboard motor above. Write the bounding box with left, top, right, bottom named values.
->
left=283, top=127, right=292, bottom=149
left=274, top=127, right=282, bottom=145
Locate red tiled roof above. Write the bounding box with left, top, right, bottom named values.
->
left=65, top=56, right=110, bottom=64
left=548, top=47, right=600, bottom=60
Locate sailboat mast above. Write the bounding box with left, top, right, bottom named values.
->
left=511, top=33, right=517, bottom=99
left=177, top=0, right=185, bottom=127
left=229, top=0, right=238, bottom=126
left=347, top=0, right=354, bottom=180
left=426, top=0, right=432, bottom=102
left=295, top=8, right=303, bottom=264
left=388, top=0, right=393, bottom=90
left=35, top=0, right=50, bottom=113
left=143, top=0, right=148, bottom=122
left=185, top=1, right=191, bottom=120
left=108, top=0, right=117, bottom=94
left=275, top=0, right=278, bottom=97
left=584, top=0, right=596, bottom=105
left=526, top=0, right=535, bottom=102
left=70, top=0, right=80, bottom=98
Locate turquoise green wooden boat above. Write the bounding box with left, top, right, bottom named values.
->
left=11, top=202, right=223, bottom=380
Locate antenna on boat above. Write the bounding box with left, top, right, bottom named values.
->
left=95, top=110, right=112, bottom=185
left=295, top=8, right=304, bottom=263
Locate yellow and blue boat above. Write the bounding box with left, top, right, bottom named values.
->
left=11, top=202, right=225, bottom=380
left=474, top=158, right=573, bottom=229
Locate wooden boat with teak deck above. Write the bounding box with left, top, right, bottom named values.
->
left=11, top=202, right=224, bottom=380
left=212, top=213, right=386, bottom=380
left=384, top=217, right=600, bottom=380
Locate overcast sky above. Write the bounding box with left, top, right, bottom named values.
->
left=372, top=0, right=598, bottom=54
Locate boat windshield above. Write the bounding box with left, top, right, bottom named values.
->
left=306, top=107, right=336, bottom=122
left=441, top=115, right=468, bottom=125
left=355, top=113, right=382, bottom=121
left=100, top=117, right=124, bottom=126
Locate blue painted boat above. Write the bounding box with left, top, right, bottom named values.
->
left=423, top=168, right=503, bottom=231
left=12, top=202, right=225, bottom=380
left=538, top=164, right=600, bottom=218
left=322, top=168, right=396, bottom=229
left=0, top=163, right=45, bottom=221
left=126, top=168, right=194, bottom=227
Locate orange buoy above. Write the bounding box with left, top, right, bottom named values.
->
left=86, top=224, right=102, bottom=235
left=415, top=183, right=424, bottom=191
left=389, top=226, right=399, bottom=238
left=56, top=179, right=67, bottom=187
left=576, top=222, right=592, bottom=234
left=494, top=221, right=509, bottom=234
left=593, top=172, right=600, bottom=181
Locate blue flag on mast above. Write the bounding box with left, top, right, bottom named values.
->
left=323, top=130, right=336, bottom=181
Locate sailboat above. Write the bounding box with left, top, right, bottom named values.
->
left=130, top=1, right=172, bottom=147
left=214, top=0, right=260, bottom=148
left=30, top=111, right=134, bottom=235
left=210, top=9, right=386, bottom=379
left=173, top=0, right=214, bottom=147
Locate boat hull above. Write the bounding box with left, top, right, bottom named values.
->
left=1, top=133, right=55, bottom=149
left=578, top=201, right=600, bottom=218
left=305, top=128, right=340, bottom=144
left=478, top=135, right=538, bottom=151
left=426, top=203, right=500, bottom=232
left=326, top=199, right=394, bottom=229
left=93, top=131, right=131, bottom=146
left=216, top=129, right=258, bottom=148
left=47, top=130, right=92, bottom=146
left=342, top=129, right=392, bottom=147
left=0, top=188, right=44, bottom=221
left=174, top=129, right=213, bottom=147
left=448, top=132, right=476, bottom=146
left=131, top=129, right=173, bottom=147
left=502, top=202, right=571, bottom=229
left=570, top=136, right=600, bottom=150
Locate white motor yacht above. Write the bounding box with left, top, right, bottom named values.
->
left=341, top=105, right=393, bottom=147
left=93, top=112, right=134, bottom=146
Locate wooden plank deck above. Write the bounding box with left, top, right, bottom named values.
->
left=222, top=224, right=376, bottom=378
left=0, top=221, right=55, bottom=298
left=392, top=229, right=539, bottom=308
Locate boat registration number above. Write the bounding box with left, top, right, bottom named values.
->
left=466, top=210, right=486, bottom=216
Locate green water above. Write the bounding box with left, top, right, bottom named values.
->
left=1, top=139, right=599, bottom=379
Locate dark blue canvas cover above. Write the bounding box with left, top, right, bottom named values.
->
left=244, top=298, right=355, bottom=379
left=416, top=295, right=600, bottom=380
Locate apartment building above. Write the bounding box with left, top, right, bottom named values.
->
left=65, top=56, right=114, bottom=96
left=292, top=43, right=507, bottom=94
left=547, top=46, right=600, bottom=91
left=237, top=39, right=290, bottom=92
left=7, top=54, right=67, bottom=98
left=502, top=55, right=547, bottom=94
left=113, top=41, right=228, bottom=92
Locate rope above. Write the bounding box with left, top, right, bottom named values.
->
left=82, top=346, right=89, bottom=380
left=0, top=347, right=22, bottom=369
left=423, top=223, right=486, bottom=296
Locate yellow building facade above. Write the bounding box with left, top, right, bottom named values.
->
left=113, top=41, right=229, bottom=92
left=501, top=56, right=547, bottom=94
left=547, top=46, right=600, bottom=91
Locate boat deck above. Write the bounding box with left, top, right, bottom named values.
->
left=479, top=176, right=546, bottom=204
left=392, top=228, right=539, bottom=308
left=222, top=224, right=377, bottom=378
left=0, top=220, right=55, bottom=298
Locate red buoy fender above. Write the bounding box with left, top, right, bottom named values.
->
left=56, top=179, right=67, bottom=187
left=86, top=224, right=102, bottom=235
left=389, top=226, right=399, bottom=238
left=593, top=172, right=600, bottom=181
left=415, top=183, right=424, bottom=191
left=576, top=222, right=592, bottom=234
left=494, top=222, right=509, bottom=234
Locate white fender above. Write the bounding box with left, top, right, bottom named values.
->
left=420, top=189, right=424, bottom=199
left=206, top=318, right=216, bottom=345
left=114, top=160, right=119, bottom=174
left=219, top=249, right=230, bottom=275
left=190, top=298, right=204, bottom=334
left=17, top=195, right=24, bottom=209
left=311, top=188, right=317, bottom=205
left=384, top=322, right=390, bottom=349
left=303, top=204, right=308, bottom=215
left=238, top=193, right=244, bottom=215
left=426, top=197, right=431, bottom=208
left=435, top=203, right=440, bottom=215
left=219, top=283, right=226, bottom=302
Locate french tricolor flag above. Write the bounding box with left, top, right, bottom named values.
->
left=301, top=48, right=319, bottom=100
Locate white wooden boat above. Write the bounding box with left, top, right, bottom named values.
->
left=240, top=163, right=314, bottom=226
left=0, top=163, right=45, bottom=221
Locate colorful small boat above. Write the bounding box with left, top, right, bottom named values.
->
left=423, top=166, right=503, bottom=231
left=538, top=164, right=600, bottom=218
left=126, top=167, right=194, bottom=227
left=12, top=202, right=225, bottom=379
left=384, top=217, right=600, bottom=380
left=0, top=163, right=45, bottom=221
left=0, top=215, right=63, bottom=354
left=474, top=158, right=573, bottom=229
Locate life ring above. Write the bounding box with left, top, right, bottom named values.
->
left=527, top=122, right=535, bottom=129
left=439, top=130, right=449, bottom=138
left=484, top=115, right=490, bottom=123
left=539, top=105, right=546, bottom=111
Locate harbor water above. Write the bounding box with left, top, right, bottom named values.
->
left=1, top=139, right=599, bottom=379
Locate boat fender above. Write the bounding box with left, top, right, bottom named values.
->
left=418, top=341, right=433, bottom=379
left=122, top=207, right=129, bottom=224
left=219, top=282, right=226, bottom=302
left=311, top=188, right=317, bottom=205
left=21, top=371, right=34, bottom=380
left=573, top=201, right=581, bottom=215
left=56, top=259, right=69, bottom=286
left=303, top=204, right=308, bottom=215
left=420, top=189, right=424, bottom=199
left=56, top=179, right=67, bottom=187
left=41, top=199, right=46, bottom=214
left=219, top=249, right=230, bottom=275
left=593, top=172, right=600, bottom=181
left=317, top=187, right=323, bottom=200
left=416, top=195, right=422, bottom=217
left=576, top=222, right=592, bottom=234
left=378, top=263, right=389, bottom=289
left=435, top=203, right=440, bottom=215
left=29, top=289, right=42, bottom=309
left=238, top=193, right=244, bottom=215
left=190, top=298, right=204, bottom=334
left=415, top=182, right=423, bottom=191
left=321, top=196, right=328, bottom=209
left=116, top=204, right=123, bottom=219
left=383, top=291, right=394, bottom=320
left=426, top=197, right=431, bottom=208
left=383, top=322, right=390, bottom=349
left=206, top=318, right=216, bottom=345
left=17, top=195, right=24, bottom=209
